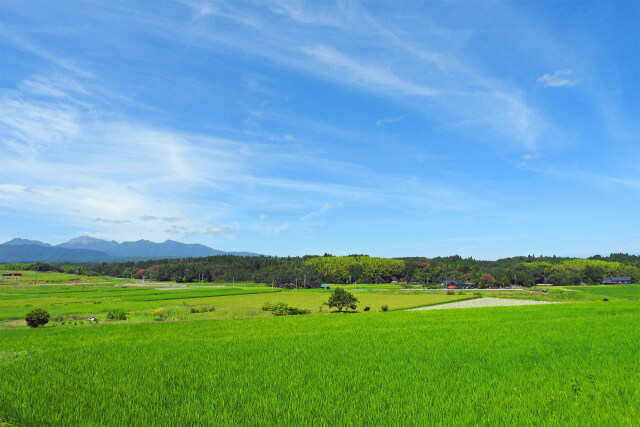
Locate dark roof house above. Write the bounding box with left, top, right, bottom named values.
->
left=600, top=277, right=633, bottom=285
left=442, top=280, right=477, bottom=289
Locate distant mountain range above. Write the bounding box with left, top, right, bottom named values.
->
left=0, top=236, right=261, bottom=263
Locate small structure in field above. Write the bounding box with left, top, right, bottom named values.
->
left=600, top=277, right=633, bottom=285
left=276, top=278, right=323, bottom=289
left=2, top=272, right=22, bottom=277
left=442, top=280, right=477, bottom=289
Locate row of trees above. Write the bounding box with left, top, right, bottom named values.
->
left=3, top=253, right=639, bottom=287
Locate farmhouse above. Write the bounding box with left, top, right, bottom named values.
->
left=600, top=276, right=633, bottom=285
left=2, top=272, right=22, bottom=277
left=275, top=278, right=322, bottom=289
left=441, top=280, right=477, bottom=289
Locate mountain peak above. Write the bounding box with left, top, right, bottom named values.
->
left=1, top=236, right=261, bottom=262
left=2, top=238, right=51, bottom=247
left=65, top=235, right=114, bottom=245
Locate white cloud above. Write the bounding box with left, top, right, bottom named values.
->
left=0, top=98, right=80, bottom=156
left=301, top=45, right=440, bottom=97
left=376, top=115, right=406, bottom=126
left=163, top=217, right=184, bottom=223
left=537, top=70, right=579, bottom=87
left=19, top=74, right=89, bottom=99
left=522, top=153, right=542, bottom=160
left=205, top=226, right=236, bottom=235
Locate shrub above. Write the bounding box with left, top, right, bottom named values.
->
left=381, top=304, right=389, bottom=312
left=190, top=306, right=215, bottom=313
left=106, top=309, right=127, bottom=320
left=25, top=308, right=50, bottom=328
left=447, top=290, right=455, bottom=295
left=262, top=302, right=276, bottom=311
left=262, top=302, right=309, bottom=316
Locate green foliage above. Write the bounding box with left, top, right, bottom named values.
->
left=305, top=256, right=405, bottom=284
left=381, top=304, right=389, bottom=312
left=189, top=306, right=215, bottom=313
left=106, top=309, right=127, bottom=321
left=325, top=287, right=358, bottom=312
left=261, top=302, right=309, bottom=316
left=24, top=308, right=50, bottom=328
left=6, top=250, right=638, bottom=289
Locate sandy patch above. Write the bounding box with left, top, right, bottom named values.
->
left=409, top=297, right=561, bottom=311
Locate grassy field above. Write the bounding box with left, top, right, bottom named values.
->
left=0, top=283, right=474, bottom=327
left=0, top=270, right=118, bottom=285
left=0, top=299, right=638, bottom=425
left=546, top=284, right=640, bottom=301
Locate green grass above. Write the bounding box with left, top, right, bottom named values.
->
left=0, top=271, right=115, bottom=285
left=0, top=284, right=474, bottom=327
left=559, top=284, right=640, bottom=300
left=0, top=300, right=638, bottom=425
left=0, top=285, right=280, bottom=323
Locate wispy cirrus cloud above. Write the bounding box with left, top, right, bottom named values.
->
left=169, top=2, right=551, bottom=150
left=0, top=67, right=485, bottom=245
left=376, top=115, right=406, bottom=126
left=537, top=70, right=579, bottom=88
left=301, top=45, right=441, bottom=97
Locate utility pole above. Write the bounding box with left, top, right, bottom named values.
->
left=35, top=270, right=37, bottom=286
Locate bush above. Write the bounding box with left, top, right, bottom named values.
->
left=262, top=302, right=309, bottom=316
left=381, top=304, right=389, bottom=312
left=190, top=306, right=215, bottom=313
left=446, top=290, right=455, bottom=295
left=25, top=308, right=50, bottom=328
left=106, top=309, right=127, bottom=320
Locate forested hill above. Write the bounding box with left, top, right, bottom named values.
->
left=3, top=253, right=639, bottom=287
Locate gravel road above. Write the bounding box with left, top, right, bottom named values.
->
left=409, top=297, right=561, bottom=311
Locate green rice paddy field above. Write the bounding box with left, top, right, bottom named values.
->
left=0, top=283, right=639, bottom=425
left=0, top=283, right=474, bottom=326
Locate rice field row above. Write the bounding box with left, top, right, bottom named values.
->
left=0, top=282, right=475, bottom=326
left=0, top=300, right=638, bottom=425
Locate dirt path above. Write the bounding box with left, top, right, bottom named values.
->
left=408, top=297, right=562, bottom=311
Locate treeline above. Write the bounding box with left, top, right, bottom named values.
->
left=2, top=253, right=639, bottom=287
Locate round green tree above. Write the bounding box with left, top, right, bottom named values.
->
left=25, top=308, right=50, bottom=328
left=325, top=287, right=359, bottom=312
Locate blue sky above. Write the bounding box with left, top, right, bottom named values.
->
left=1, top=0, right=638, bottom=258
